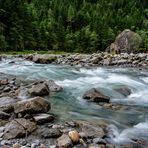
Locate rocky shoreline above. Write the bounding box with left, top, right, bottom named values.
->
left=24, top=52, right=148, bottom=69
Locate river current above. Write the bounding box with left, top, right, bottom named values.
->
left=0, top=57, right=148, bottom=144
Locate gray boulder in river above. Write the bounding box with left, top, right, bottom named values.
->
left=83, top=88, right=110, bottom=103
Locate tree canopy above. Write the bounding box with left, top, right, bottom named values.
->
left=0, top=0, right=148, bottom=53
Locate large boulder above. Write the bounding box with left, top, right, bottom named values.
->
left=29, top=83, right=49, bottom=96
left=107, top=29, right=142, bottom=53
left=14, top=97, right=51, bottom=114
left=3, top=118, right=37, bottom=139
left=0, top=97, right=16, bottom=113
left=32, top=54, right=57, bottom=64
left=83, top=88, right=110, bottom=103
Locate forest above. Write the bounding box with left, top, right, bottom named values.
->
left=0, top=0, right=148, bottom=53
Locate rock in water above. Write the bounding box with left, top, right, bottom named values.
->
left=114, top=87, right=131, bottom=97
left=3, top=118, right=37, bottom=139
left=46, top=80, right=63, bottom=92
left=14, top=97, right=50, bottom=114
left=29, top=83, right=49, bottom=96
left=83, top=88, right=110, bottom=103
left=68, top=130, right=80, bottom=143
left=57, top=134, right=73, bottom=148
left=107, top=29, right=142, bottom=53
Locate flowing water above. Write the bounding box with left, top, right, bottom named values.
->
left=0, top=57, right=148, bottom=145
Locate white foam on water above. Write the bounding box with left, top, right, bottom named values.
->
left=109, top=121, right=148, bottom=144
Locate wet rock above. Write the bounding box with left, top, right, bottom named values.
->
left=57, top=134, right=73, bottom=148
left=14, top=97, right=50, bottom=114
left=78, top=122, right=105, bottom=138
left=33, top=113, right=54, bottom=124
left=114, top=87, right=131, bottom=97
left=0, top=111, right=10, bottom=119
left=83, top=88, right=110, bottom=103
left=29, top=83, right=49, bottom=96
left=46, top=80, right=63, bottom=92
left=40, top=128, right=62, bottom=138
left=68, top=130, right=80, bottom=143
left=0, top=97, right=16, bottom=113
left=3, top=118, right=37, bottom=139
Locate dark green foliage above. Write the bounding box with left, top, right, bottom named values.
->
left=0, top=0, right=148, bottom=52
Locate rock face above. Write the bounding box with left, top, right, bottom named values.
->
left=57, top=134, right=73, bottom=148
left=107, top=29, right=142, bottom=53
left=14, top=97, right=51, bottom=114
left=3, top=118, right=37, bottom=139
left=83, top=88, right=110, bottom=103
left=29, top=83, right=49, bottom=96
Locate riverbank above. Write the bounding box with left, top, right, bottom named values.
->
left=27, top=52, right=148, bottom=68
left=1, top=52, right=147, bottom=68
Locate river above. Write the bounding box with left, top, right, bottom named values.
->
left=0, top=57, right=148, bottom=145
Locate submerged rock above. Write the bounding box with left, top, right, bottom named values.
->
left=114, top=87, right=131, bottom=97
left=83, top=88, right=110, bottom=103
left=14, top=97, right=51, bottom=114
left=3, top=118, right=37, bottom=139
